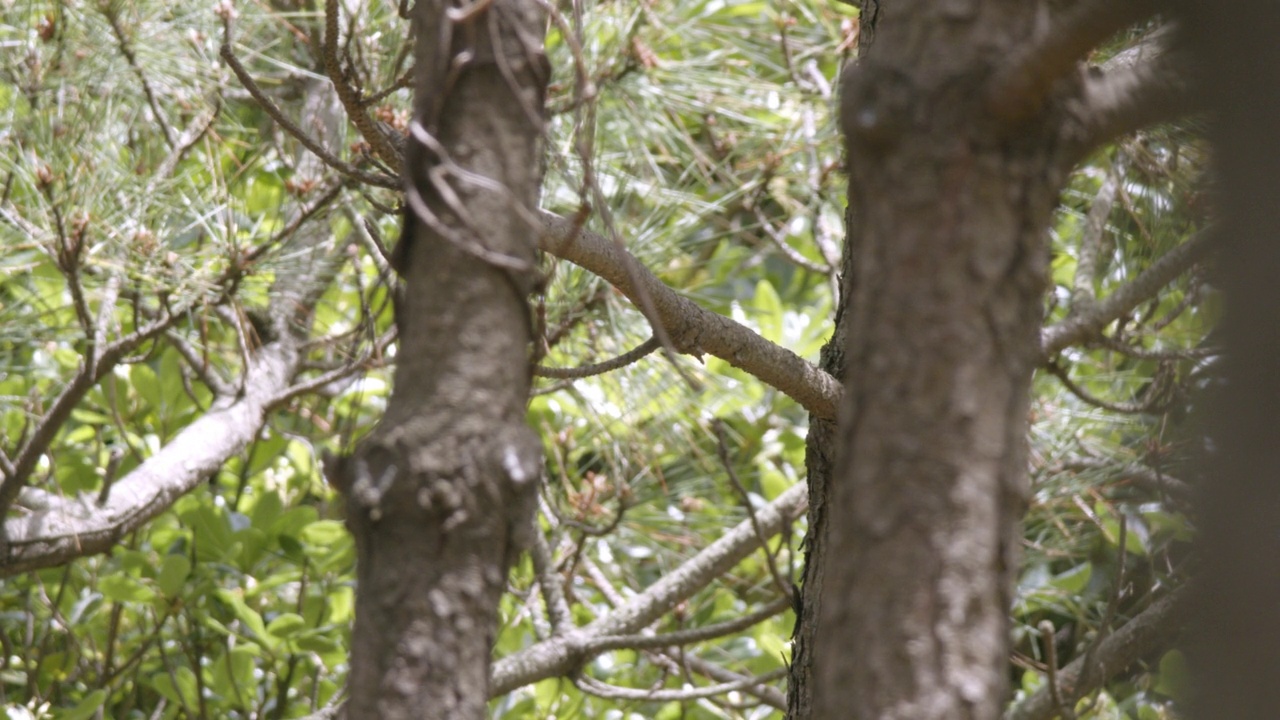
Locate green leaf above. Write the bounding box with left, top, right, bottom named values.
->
left=156, top=555, right=192, bottom=598
left=300, top=520, right=349, bottom=547
left=1049, top=562, right=1092, bottom=594
left=266, top=612, right=306, bottom=639
left=56, top=688, right=107, bottom=720
left=249, top=491, right=283, bottom=531
left=132, top=364, right=161, bottom=409
left=215, top=589, right=272, bottom=650
left=752, top=279, right=783, bottom=343
left=1154, top=650, right=1191, bottom=702
left=100, top=574, right=157, bottom=604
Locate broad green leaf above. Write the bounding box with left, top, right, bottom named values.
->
left=99, top=575, right=157, bottom=604
left=752, top=279, right=784, bottom=343
left=156, top=554, right=192, bottom=598
left=56, top=688, right=106, bottom=720
left=266, top=612, right=306, bottom=639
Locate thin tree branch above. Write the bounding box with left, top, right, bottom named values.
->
left=1, top=225, right=343, bottom=575
left=102, top=4, right=177, bottom=149
left=0, top=333, right=300, bottom=576
left=166, top=331, right=235, bottom=398
left=490, top=480, right=808, bottom=695
left=0, top=310, right=186, bottom=521
left=538, top=211, right=841, bottom=420
left=530, top=526, right=573, bottom=633
left=1041, top=229, right=1213, bottom=357
left=573, top=668, right=787, bottom=703
left=582, top=595, right=791, bottom=655
left=219, top=32, right=398, bottom=190
left=712, top=419, right=792, bottom=599
left=534, top=336, right=660, bottom=379
left=1060, top=458, right=1194, bottom=504
left=675, top=653, right=787, bottom=710
left=1004, top=587, right=1191, bottom=720
left=323, top=0, right=403, bottom=168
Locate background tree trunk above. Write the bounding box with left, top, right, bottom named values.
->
left=1176, top=1, right=1280, bottom=716
left=810, top=2, right=1064, bottom=717
left=335, top=3, right=548, bottom=718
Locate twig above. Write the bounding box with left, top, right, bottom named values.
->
left=1042, top=228, right=1214, bottom=357
left=102, top=4, right=177, bottom=148
left=534, top=336, right=660, bottom=379
left=539, top=210, right=842, bottom=421
left=582, top=595, right=791, bottom=654
left=712, top=419, right=792, bottom=599
left=323, top=0, right=402, bottom=168
left=220, top=31, right=398, bottom=190
left=1005, top=587, right=1191, bottom=720
left=165, top=330, right=234, bottom=398
left=574, top=668, right=787, bottom=702
left=530, top=527, right=573, bottom=633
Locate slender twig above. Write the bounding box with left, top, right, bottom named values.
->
left=1038, top=620, right=1075, bottom=720
left=530, top=527, right=573, bottom=633
left=323, top=0, right=402, bottom=168
left=534, top=336, right=661, bottom=379
left=165, top=330, right=234, bottom=398
left=102, top=4, right=177, bottom=148
left=583, top=595, right=792, bottom=654
left=1042, top=228, right=1214, bottom=357
left=1044, top=361, right=1162, bottom=414
left=574, top=668, right=787, bottom=702
left=0, top=309, right=183, bottom=518
left=220, top=33, right=398, bottom=190
left=712, top=419, right=792, bottom=599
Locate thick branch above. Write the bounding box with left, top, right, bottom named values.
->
left=988, top=0, right=1159, bottom=126
left=1, top=336, right=301, bottom=576
left=0, top=313, right=182, bottom=519
left=538, top=211, right=841, bottom=420
left=1004, top=587, right=1191, bottom=720
left=1061, top=30, right=1197, bottom=168
left=490, top=480, right=808, bottom=695
left=1041, top=229, right=1213, bottom=357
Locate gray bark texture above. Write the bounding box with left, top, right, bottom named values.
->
left=808, top=1, right=1071, bottom=717
left=333, top=3, right=548, bottom=718
left=1173, top=0, right=1280, bottom=717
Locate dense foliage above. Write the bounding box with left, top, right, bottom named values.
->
left=1, top=1, right=1206, bottom=718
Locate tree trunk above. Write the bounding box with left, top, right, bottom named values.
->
left=810, top=2, right=1064, bottom=717
left=1175, top=1, right=1280, bottom=716
left=334, top=3, right=548, bottom=718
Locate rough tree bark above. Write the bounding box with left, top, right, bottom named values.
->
left=808, top=2, right=1071, bottom=717
left=1174, top=0, right=1280, bottom=716
left=332, top=3, right=548, bottom=718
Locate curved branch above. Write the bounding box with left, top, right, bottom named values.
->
left=988, top=0, right=1159, bottom=126
left=538, top=211, right=841, bottom=420
left=534, top=336, right=661, bottom=379
left=1004, top=586, right=1191, bottom=720
left=490, top=480, right=808, bottom=695
left=1, top=335, right=302, bottom=576
left=1060, top=27, right=1198, bottom=169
